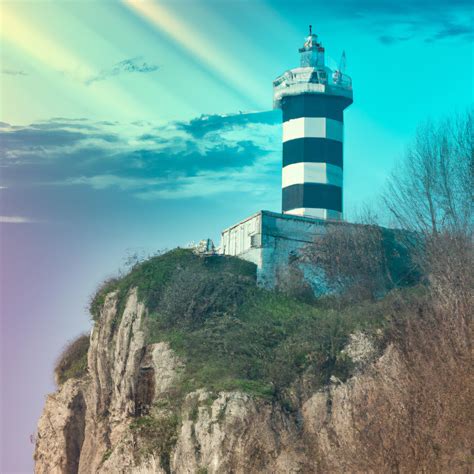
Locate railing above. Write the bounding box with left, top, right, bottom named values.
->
left=273, top=68, right=352, bottom=91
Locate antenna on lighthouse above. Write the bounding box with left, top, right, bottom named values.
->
left=309, top=24, right=312, bottom=35
left=339, top=50, right=346, bottom=74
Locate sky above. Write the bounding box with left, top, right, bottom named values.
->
left=0, top=0, right=473, bottom=472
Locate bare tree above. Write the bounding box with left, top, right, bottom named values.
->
left=383, top=109, right=473, bottom=236
left=304, top=218, right=395, bottom=301
left=383, top=109, right=473, bottom=325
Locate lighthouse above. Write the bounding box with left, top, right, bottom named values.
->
left=273, top=27, right=353, bottom=220
left=219, top=27, right=356, bottom=286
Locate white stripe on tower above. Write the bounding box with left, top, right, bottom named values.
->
left=282, top=162, right=343, bottom=188
left=282, top=117, right=343, bottom=143
left=288, top=208, right=343, bottom=220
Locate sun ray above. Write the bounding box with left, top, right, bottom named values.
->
left=122, top=0, right=267, bottom=108
left=0, top=5, right=154, bottom=120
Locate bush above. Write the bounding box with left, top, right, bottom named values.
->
left=275, top=262, right=315, bottom=303
left=130, top=414, right=179, bottom=472
left=159, top=266, right=254, bottom=329
left=147, top=273, right=393, bottom=398
left=89, top=277, right=120, bottom=320
left=304, top=223, right=419, bottom=301
left=55, top=333, right=90, bottom=385
left=89, top=249, right=256, bottom=322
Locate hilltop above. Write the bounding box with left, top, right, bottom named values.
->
left=34, top=248, right=472, bottom=473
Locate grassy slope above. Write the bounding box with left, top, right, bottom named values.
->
left=89, top=249, right=396, bottom=399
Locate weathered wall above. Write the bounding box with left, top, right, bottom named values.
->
left=259, top=211, right=327, bottom=288
left=220, top=210, right=328, bottom=288
left=219, top=211, right=264, bottom=277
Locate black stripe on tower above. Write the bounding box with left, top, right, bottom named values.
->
left=281, top=94, right=352, bottom=122
left=282, top=183, right=342, bottom=213
left=283, top=138, right=343, bottom=168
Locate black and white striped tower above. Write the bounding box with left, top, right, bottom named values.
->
left=273, top=27, right=353, bottom=220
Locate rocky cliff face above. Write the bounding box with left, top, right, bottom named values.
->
left=34, top=287, right=472, bottom=473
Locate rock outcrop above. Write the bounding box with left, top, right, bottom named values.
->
left=35, top=287, right=473, bottom=473
left=35, top=378, right=86, bottom=474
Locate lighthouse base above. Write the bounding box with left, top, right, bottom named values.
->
left=219, top=210, right=336, bottom=290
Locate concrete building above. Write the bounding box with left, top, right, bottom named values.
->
left=219, top=28, right=354, bottom=287
left=220, top=210, right=328, bottom=287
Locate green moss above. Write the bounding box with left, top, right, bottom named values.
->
left=101, top=449, right=112, bottom=464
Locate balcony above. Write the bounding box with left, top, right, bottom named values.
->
left=273, top=67, right=353, bottom=109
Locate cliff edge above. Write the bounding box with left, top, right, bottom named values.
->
left=34, top=249, right=473, bottom=473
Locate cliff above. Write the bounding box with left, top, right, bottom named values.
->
left=34, top=249, right=473, bottom=473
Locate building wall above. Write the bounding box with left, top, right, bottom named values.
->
left=259, top=211, right=327, bottom=287
left=220, top=210, right=328, bottom=288
left=220, top=212, right=264, bottom=279
left=220, top=211, right=415, bottom=295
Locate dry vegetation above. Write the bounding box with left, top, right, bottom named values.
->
left=307, top=109, right=474, bottom=471
left=54, top=333, right=90, bottom=385
left=303, top=220, right=419, bottom=301
left=321, top=233, right=473, bottom=472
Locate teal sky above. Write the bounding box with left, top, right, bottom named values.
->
left=1, top=1, right=473, bottom=472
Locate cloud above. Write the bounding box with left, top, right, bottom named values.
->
left=62, top=174, right=165, bottom=191
left=323, top=0, right=473, bottom=43
left=0, top=127, right=88, bottom=149
left=0, top=111, right=281, bottom=201
left=1, top=69, right=28, bottom=76
left=378, top=35, right=413, bottom=45
left=135, top=165, right=277, bottom=200
left=176, top=110, right=280, bottom=138
left=0, top=119, right=122, bottom=166
left=85, top=57, right=159, bottom=85
left=427, top=21, right=474, bottom=42
left=0, top=216, right=35, bottom=224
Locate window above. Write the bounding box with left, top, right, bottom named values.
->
left=250, top=234, right=262, bottom=248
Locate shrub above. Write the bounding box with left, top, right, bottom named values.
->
left=89, top=248, right=256, bottom=323
left=89, top=277, right=120, bottom=320
left=55, top=333, right=90, bottom=385
left=159, top=267, right=254, bottom=329
left=304, top=222, right=419, bottom=301
left=130, top=414, right=179, bottom=472
left=275, top=262, right=315, bottom=303
left=147, top=278, right=393, bottom=399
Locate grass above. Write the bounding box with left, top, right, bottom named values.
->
left=130, top=413, right=179, bottom=472
left=89, top=248, right=255, bottom=321
left=88, top=248, right=422, bottom=405
left=150, top=285, right=394, bottom=398
left=90, top=248, right=396, bottom=400
left=54, top=333, right=90, bottom=385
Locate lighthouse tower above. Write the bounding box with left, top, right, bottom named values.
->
left=219, top=27, right=356, bottom=286
left=273, top=27, right=353, bottom=220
